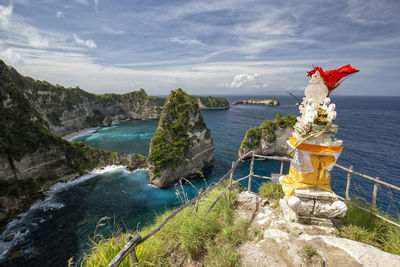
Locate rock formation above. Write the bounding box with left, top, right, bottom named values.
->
left=148, top=89, right=214, bottom=188
left=0, top=60, right=148, bottom=231
left=238, top=114, right=297, bottom=158
left=232, top=97, right=279, bottom=106
left=0, top=60, right=163, bottom=137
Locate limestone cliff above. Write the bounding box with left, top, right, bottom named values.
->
left=232, top=97, right=279, bottom=106
left=0, top=60, right=148, bottom=231
left=148, top=89, right=214, bottom=188
left=0, top=60, right=163, bottom=136
left=238, top=114, right=297, bottom=158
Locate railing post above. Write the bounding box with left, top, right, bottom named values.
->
left=372, top=177, right=379, bottom=210
left=126, top=234, right=138, bottom=266
left=194, top=189, right=202, bottom=214
left=229, top=162, right=234, bottom=190
left=345, top=165, right=353, bottom=200
left=248, top=152, right=255, bottom=193
left=279, top=160, right=284, bottom=175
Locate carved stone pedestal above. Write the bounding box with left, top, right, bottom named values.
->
left=280, top=187, right=347, bottom=227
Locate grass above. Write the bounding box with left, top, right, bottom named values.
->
left=81, top=186, right=250, bottom=266
left=340, top=203, right=400, bottom=255
left=258, top=181, right=284, bottom=200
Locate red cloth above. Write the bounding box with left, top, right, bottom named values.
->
left=307, top=64, right=359, bottom=94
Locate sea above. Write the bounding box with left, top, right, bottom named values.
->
left=1, top=95, right=399, bottom=266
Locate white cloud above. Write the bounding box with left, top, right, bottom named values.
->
left=0, top=3, right=12, bottom=29
left=0, top=45, right=23, bottom=65
left=222, top=73, right=268, bottom=88
left=28, top=31, right=48, bottom=48
left=102, top=25, right=125, bottom=35
left=56, top=11, right=64, bottom=18
left=73, top=33, right=97, bottom=48
left=170, top=37, right=203, bottom=45
left=346, top=0, right=400, bottom=25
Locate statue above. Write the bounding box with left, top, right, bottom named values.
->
left=279, top=65, right=359, bottom=225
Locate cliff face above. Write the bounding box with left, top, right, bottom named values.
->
left=232, top=98, right=279, bottom=106
left=148, top=89, right=214, bottom=188
left=0, top=60, right=162, bottom=136
left=0, top=60, right=148, bottom=230
left=238, top=114, right=297, bottom=158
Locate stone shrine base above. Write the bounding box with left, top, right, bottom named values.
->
left=280, top=187, right=347, bottom=227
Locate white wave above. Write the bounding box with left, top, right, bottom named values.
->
left=148, top=183, right=161, bottom=189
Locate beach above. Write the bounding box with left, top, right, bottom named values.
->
left=62, top=127, right=96, bottom=141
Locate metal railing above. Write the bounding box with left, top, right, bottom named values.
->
left=107, top=151, right=400, bottom=266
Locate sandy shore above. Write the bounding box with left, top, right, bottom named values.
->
left=62, top=127, right=96, bottom=141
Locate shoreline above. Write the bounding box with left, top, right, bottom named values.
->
left=62, top=127, right=96, bottom=141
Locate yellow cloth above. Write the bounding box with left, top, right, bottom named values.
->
left=289, top=137, right=343, bottom=153
left=281, top=154, right=336, bottom=198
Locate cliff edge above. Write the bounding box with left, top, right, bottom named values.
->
left=148, top=89, right=214, bottom=188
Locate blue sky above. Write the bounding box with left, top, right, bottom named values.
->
left=0, top=0, right=399, bottom=96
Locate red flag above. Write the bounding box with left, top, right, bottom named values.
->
left=307, top=64, right=359, bottom=95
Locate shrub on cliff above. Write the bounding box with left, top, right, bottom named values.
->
left=239, top=113, right=297, bottom=153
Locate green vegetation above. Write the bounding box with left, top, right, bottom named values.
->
left=82, top=188, right=248, bottom=266
left=340, top=204, right=400, bottom=255
left=192, top=95, right=230, bottom=109
left=239, top=113, right=297, bottom=152
left=297, top=245, right=320, bottom=262
left=258, top=181, right=284, bottom=200
left=149, top=89, right=207, bottom=177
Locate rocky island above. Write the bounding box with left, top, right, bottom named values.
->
left=192, top=95, right=230, bottom=110
left=149, top=89, right=214, bottom=188
left=238, top=113, right=297, bottom=157
left=232, top=97, right=279, bottom=106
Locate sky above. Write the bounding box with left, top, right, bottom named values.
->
left=0, top=0, right=399, bottom=96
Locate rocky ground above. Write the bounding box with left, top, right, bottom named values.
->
left=235, top=191, right=400, bottom=267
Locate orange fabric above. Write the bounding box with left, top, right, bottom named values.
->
left=281, top=154, right=336, bottom=198
left=289, top=137, right=343, bottom=153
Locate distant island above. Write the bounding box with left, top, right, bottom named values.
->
left=192, top=96, right=230, bottom=110
left=232, top=97, right=279, bottom=106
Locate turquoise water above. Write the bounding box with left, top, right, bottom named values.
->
left=1, top=96, right=400, bottom=266
left=74, top=120, right=157, bottom=155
